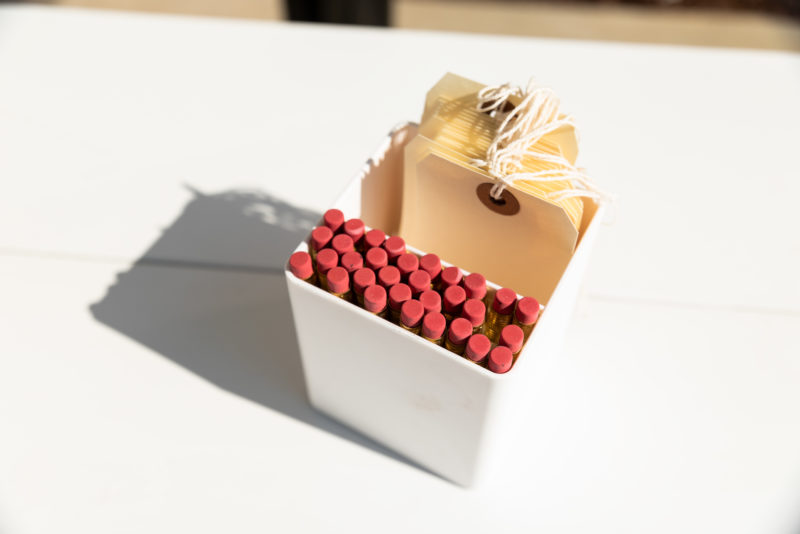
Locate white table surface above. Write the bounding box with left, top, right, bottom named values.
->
left=1, top=5, right=799, bottom=534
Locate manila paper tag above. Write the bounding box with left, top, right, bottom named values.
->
left=398, top=75, right=583, bottom=304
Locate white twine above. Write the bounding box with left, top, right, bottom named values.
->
left=471, top=80, right=612, bottom=204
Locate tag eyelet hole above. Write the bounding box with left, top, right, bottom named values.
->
left=476, top=183, right=520, bottom=216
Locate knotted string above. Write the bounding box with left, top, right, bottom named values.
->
left=471, top=80, right=611, bottom=204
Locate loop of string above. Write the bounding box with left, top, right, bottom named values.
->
left=475, top=83, right=523, bottom=115
left=471, top=80, right=612, bottom=205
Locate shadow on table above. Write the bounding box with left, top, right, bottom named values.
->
left=90, top=187, right=427, bottom=474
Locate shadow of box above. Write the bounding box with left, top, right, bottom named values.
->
left=91, top=187, right=422, bottom=472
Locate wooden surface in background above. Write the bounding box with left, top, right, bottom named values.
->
left=395, top=0, right=800, bottom=51
left=41, top=0, right=800, bottom=50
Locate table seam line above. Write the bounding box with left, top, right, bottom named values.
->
left=3, top=248, right=799, bottom=317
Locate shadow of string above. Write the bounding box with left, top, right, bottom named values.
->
left=90, top=186, right=428, bottom=474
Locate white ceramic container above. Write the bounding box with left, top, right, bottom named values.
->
left=285, top=123, right=604, bottom=486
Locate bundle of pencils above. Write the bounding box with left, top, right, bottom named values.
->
left=289, top=209, right=542, bottom=374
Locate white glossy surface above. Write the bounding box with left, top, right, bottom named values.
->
left=1, top=6, right=799, bottom=534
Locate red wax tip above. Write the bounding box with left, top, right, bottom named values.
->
left=419, top=290, right=442, bottom=314
left=448, top=317, right=472, bottom=345
left=463, top=272, right=487, bottom=300
left=422, top=312, right=446, bottom=340
left=408, top=270, right=431, bottom=295
left=377, top=265, right=401, bottom=289
left=289, top=251, right=313, bottom=280
left=353, top=268, right=375, bottom=295
left=396, top=253, right=419, bottom=277
left=440, top=266, right=463, bottom=288
left=365, top=247, right=388, bottom=271
left=343, top=218, right=365, bottom=242
left=340, top=251, right=363, bottom=273
left=310, top=226, right=333, bottom=252
left=364, top=228, right=386, bottom=249
left=443, top=285, right=466, bottom=314
left=316, top=248, right=338, bottom=275
left=331, top=234, right=354, bottom=255
left=515, top=296, right=540, bottom=325
left=419, top=253, right=442, bottom=279
left=488, top=346, right=513, bottom=374
left=461, top=299, right=486, bottom=328
left=363, top=284, right=387, bottom=313
left=401, top=300, right=425, bottom=328
left=499, top=324, right=524, bottom=353
left=323, top=209, right=345, bottom=232
left=465, top=334, right=491, bottom=362
left=326, top=267, right=350, bottom=294
left=383, top=236, right=406, bottom=260
left=388, top=283, right=412, bottom=311
left=492, top=288, right=517, bottom=315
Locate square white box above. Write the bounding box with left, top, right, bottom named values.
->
left=285, top=123, right=604, bottom=486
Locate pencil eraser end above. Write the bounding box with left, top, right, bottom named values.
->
left=401, top=300, right=424, bottom=327
left=443, top=285, right=466, bottom=313
left=499, top=324, right=524, bottom=353
left=408, top=270, right=432, bottom=294
left=389, top=283, right=412, bottom=310
left=440, top=266, right=462, bottom=288
left=323, top=209, right=345, bottom=232
left=422, top=312, right=446, bottom=340
left=326, top=266, right=350, bottom=294
left=353, top=268, right=375, bottom=295
left=310, top=226, right=333, bottom=252
left=364, top=228, right=386, bottom=249
left=489, top=346, right=513, bottom=374
left=515, top=296, right=540, bottom=325
left=448, top=317, right=472, bottom=345
left=465, top=334, right=491, bottom=362
left=289, top=251, right=313, bottom=280
left=378, top=265, right=401, bottom=288
left=316, top=248, right=338, bottom=274
left=461, top=299, right=486, bottom=327
left=363, top=285, right=386, bottom=313
left=492, top=288, right=517, bottom=314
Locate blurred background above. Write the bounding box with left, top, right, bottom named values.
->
left=12, top=0, right=800, bottom=51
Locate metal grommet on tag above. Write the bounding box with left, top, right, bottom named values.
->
left=476, top=183, right=520, bottom=216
